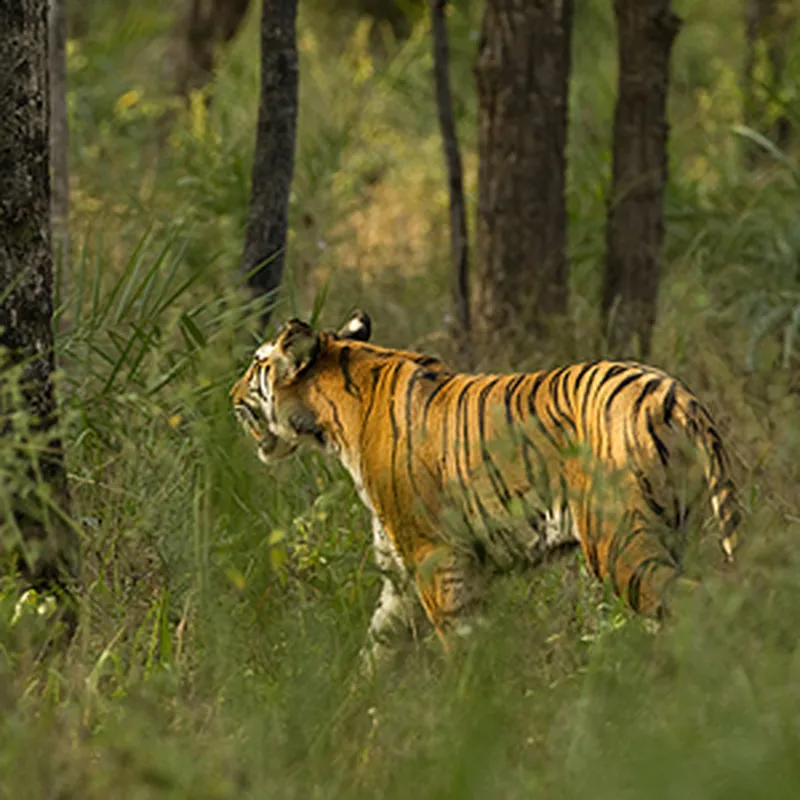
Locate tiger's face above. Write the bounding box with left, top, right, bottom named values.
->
left=230, top=310, right=372, bottom=464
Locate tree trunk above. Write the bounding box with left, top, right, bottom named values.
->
left=49, top=0, right=70, bottom=272
left=743, top=0, right=795, bottom=160
left=0, top=0, right=78, bottom=616
left=429, top=0, right=471, bottom=367
left=240, top=0, right=299, bottom=326
left=474, top=0, right=573, bottom=349
left=602, top=0, right=680, bottom=359
left=173, top=0, right=252, bottom=101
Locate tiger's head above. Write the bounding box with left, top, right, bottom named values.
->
left=229, top=309, right=372, bottom=464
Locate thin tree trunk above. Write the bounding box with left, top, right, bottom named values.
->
left=429, top=0, right=471, bottom=366
left=240, top=0, right=299, bottom=326
left=474, top=0, right=573, bottom=350
left=0, top=0, right=78, bottom=626
left=603, top=0, right=680, bottom=359
left=48, top=0, right=70, bottom=273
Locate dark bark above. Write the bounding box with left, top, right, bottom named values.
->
left=0, top=0, right=78, bottom=611
left=743, top=0, right=795, bottom=159
left=429, top=0, right=471, bottom=366
left=240, top=0, right=299, bottom=326
left=49, top=0, right=70, bottom=270
left=173, top=0, right=252, bottom=100
left=474, top=0, right=573, bottom=347
left=602, top=0, right=680, bottom=359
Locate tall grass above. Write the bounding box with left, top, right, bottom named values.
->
left=2, top=0, right=800, bottom=796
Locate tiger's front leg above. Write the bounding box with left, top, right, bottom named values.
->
left=359, top=516, right=427, bottom=677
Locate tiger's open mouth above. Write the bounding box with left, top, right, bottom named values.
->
left=233, top=400, right=297, bottom=461
left=234, top=400, right=266, bottom=442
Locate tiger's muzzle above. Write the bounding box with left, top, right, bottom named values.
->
left=233, top=397, right=298, bottom=462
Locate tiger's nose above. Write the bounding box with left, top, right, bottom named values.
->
left=229, top=373, right=251, bottom=401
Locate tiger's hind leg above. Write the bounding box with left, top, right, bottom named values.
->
left=574, top=498, right=682, bottom=616
left=412, top=544, right=487, bottom=651
left=359, top=516, right=427, bottom=677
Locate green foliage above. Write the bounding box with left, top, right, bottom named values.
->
left=2, top=0, right=800, bottom=796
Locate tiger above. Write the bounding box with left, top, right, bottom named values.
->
left=230, top=309, right=742, bottom=672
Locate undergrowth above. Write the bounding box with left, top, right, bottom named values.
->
left=2, top=0, right=800, bottom=797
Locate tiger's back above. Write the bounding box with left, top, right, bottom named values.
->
left=353, top=356, right=739, bottom=610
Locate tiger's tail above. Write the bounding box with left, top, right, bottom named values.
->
left=673, top=393, right=742, bottom=563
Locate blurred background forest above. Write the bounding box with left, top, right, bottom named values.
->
left=3, top=0, right=800, bottom=797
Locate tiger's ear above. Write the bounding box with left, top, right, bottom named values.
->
left=273, top=319, right=320, bottom=381
left=337, top=310, right=372, bottom=342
